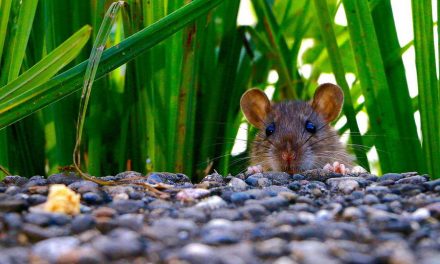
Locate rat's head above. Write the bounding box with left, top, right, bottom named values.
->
left=240, top=83, right=344, bottom=173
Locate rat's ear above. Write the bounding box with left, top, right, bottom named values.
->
left=311, top=83, right=344, bottom=122
left=240, top=88, right=271, bottom=128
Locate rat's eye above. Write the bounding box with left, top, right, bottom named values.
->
left=305, top=120, right=316, bottom=133
left=265, top=122, right=275, bottom=137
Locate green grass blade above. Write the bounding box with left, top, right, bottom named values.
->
left=372, top=0, right=424, bottom=172
left=252, top=0, right=297, bottom=99
left=0, top=0, right=38, bottom=177
left=411, top=0, right=440, bottom=177
left=343, top=0, right=405, bottom=173
left=0, top=25, right=91, bottom=101
left=174, top=22, right=197, bottom=174
left=312, top=0, right=369, bottom=170
left=166, top=0, right=184, bottom=171
left=0, top=0, right=12, bottom=64
left=0, top=0, right=38, bottom=83
left=197, top=0, right=242, bottom=176
left=74, top=1, right=124, bottom=169
left=0, top=0, right=224, bottom=129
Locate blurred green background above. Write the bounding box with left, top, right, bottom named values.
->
left=0, top=0, right=438, bottom=180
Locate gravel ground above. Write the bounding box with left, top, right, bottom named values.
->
left=1, top=170, right=440, bottom=264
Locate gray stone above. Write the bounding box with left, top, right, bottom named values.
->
left=32, top=236, right=80, bottom=263
left=0, top=198, right=28, bottom=212
left=379, top=173, right=404, bottom=182
left=108, top=199, right=144, bottom=214
left=179, top=207, right=208, bottom=223
left=3, top=176, right=28, bottom=186
left=22, top=224, right=70, bottom=241
left=0, top=247, right=30, bottom=264
left=256, top=237, right=288, bottom=257
left=396, top=175, right=428, bottom=185
left=210, top=208, right=241, bottom=221
left=245, top=173, right=264, bottom=186
left=195, top=195, right=227, bottom=210
left=56, top=246, right=105, bottom=264
left=366, top=186, right=391, bottom=195
left=201, top=173, right=224, bottom=184
left=71, top=214, right=96, bottom=234
left=3, top=213, right=23, bottom=229
left=327, top=177, right=360, bottom=194
left=92, top=228, right=143, bottom=260
left=146, top=172, right=190, bottom=185
left=115, top=214, right=144, bottom=231
left=257, top=177, right=272, bottom=187
left=150, top=218, right=198, bottom=245
left=363, top=194, right=380, bottom=204
left=289, top=241, right=339, bottom=264
left=228, top=177, right=248, bottom=191
left=230, top=192, right=253, bottom=204
left=178, top=243, right=222, bottom=264
left=68, top=180, right=99, bottom=193
left=27, top=194, right=46, bottom=206
left=263, top=186, right=293, bottom=196
left=47, top=173, right=81, bottom=185
left=424, top=179, right=440, bottom=191
left=238, top=204, right=268, bottom=221
left=259, top=196, right=289, bottom=211
left=263, top=172, right=292, bottom=185
left=342, top=207, right=363, bottom=221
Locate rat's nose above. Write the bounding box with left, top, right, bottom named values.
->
left=281, top=151, right=296, bottom=163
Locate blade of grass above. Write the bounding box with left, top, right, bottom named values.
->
left=312, top=0, right=369, bottom=170
left=193, top=10, right=219, bottom=177
left=142, top=0, right=169, bottom=172
left=252, top=0, right=297, bottom=99
left=86, top=0, right=114, bottom=176
left=121, top=0, right=151, bottom=174
left=74, top=1, right=124, bottom=171
left=174, top=20, right=197, bottom=173
left=42, top=0, right=78, bottom=174
left=0, top=0, right=12, bottom=64
left=0, top=0, right=38, bottom=176
left=0, top=0, right=225, bottom=130
left=371, top=0, right=424, bottom=173
left=0, top=0, right=38, bottom=83
left=0, top=0, right=12, bottom=177
left=197, top=0, right=241, bottom=176
left=0, top=25, right=92, bottom=101
left=166, top=0, right=184, bottom=172
left=219, top=40, right=253, bottom=174
left=342, top=0, right=405, bottom=173
left=411, top=0, right=440, bottom=177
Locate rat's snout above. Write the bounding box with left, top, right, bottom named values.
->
left=281, top=151, right=296, bottom=163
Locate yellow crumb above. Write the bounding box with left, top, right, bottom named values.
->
left=44, top=184, right=80, bottom=215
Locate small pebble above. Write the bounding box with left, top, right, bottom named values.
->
left=379, top=173, right=404, bottom=182
left=71, top=214, right=96, bottom=234
left=32, top=236, right=80, bottom=263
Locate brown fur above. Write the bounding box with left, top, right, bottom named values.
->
left=241, top=83, right=354, bottom=173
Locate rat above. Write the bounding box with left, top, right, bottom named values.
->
left=240, top=83, right=364, bottom=175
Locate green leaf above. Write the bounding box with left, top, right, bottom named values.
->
left=74, top=2, right=124, bottom=171
left=0, top=0, right=12, bottom=64
left=343, top=0, right=406, bottom=173
left=0, top=0, right=38, bottom=84
left=0, top=25, right=92, bottom=103
left=411, top=0, right=440, bottom=177
left=252, top=0, right=297, bottom=99
left=372, top=0, right=424, bottom=173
